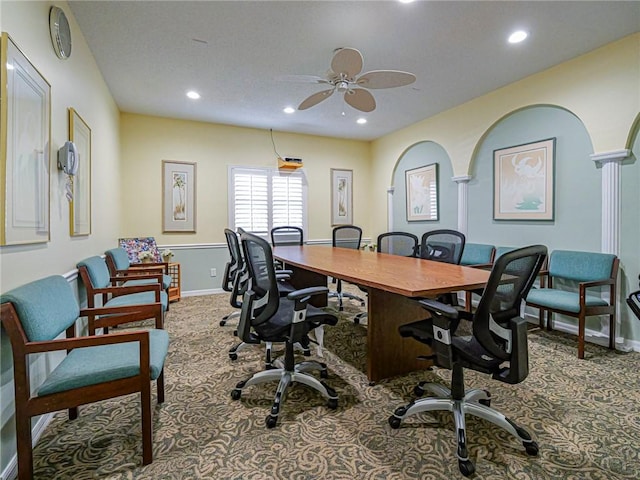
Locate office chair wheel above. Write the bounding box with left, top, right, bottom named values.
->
left=388, top=415, right=402, bottom=429
left=327, top=398, right=338, bottom=410
left=231, top=389, right=242, bottom=400
left=524, top=441, right=539, bottom=456
left=229, top=353, right=238, bottom=361
left=458, top=459, right=475, bottom=477
left=320, top=368, right=329, bottom=379
left=354, top=317, right=360, bottom=325
left=265, top=415, right=278, bottom=428
left=219, top=320, right=226, bottom=327
left=478, top=398, right=490, bottom=407
left=413, top=382, right=426, bottom=397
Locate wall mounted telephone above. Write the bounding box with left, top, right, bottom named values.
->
left=57, top=141, right=78, bottom=176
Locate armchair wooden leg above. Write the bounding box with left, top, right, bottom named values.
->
left=69, top=406, right=78, bottom=420
left=141, top=383, right=153, bottom=465
left=578, top=314, right=585, bottom=359
left=16, top=410, right=34, bottom=480
left=609, top=314, right=616, bottom=350
left=465, top=292, right=472, bottom=312
left=157, top=370, right=165, bottom=404
left=538, top=309, right=544, bottom=328
left=546, top=311, right=553, bottom=331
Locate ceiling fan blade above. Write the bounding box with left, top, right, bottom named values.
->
left=331, top=47, right=363, bottom=79
left=344, top=88, right=376, bottom=112
left=357, top=70, right=416, bottom=89
left=298, top=88, right=334, bottom=110
left=277, top=74, right=330, bottom=85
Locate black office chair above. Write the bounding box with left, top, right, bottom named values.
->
left=420, top=229, right=466, bottom=264
left=221, top=228, right=244, bottom=327
left=231, top=232, right=339, bottom=428
left=627, top=274, right=640, bottom=321
left=420, top=229, right=466, bottom=305
left=378, top=231, right=419, bottom=257
left=270, top=225, right=304, bottom=246
left=354, top=232, right=419, bottom=324
left=223, top=228, right=309, bottom=364
left=329, top=225, right=366, bottom=311
left=388, top=245, right=547, bottom=477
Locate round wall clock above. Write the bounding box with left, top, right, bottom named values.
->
left=49, top=6, right=72, bottom=59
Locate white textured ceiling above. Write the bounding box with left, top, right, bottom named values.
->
left=68, top=1, right=640, bottom=141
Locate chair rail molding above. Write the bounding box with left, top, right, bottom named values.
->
left=591, top=149, right=629, bottom=256
left=452, top=175, right=472, bottom=235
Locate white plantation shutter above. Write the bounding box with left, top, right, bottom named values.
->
left=229, top=167, right=306, bottom=238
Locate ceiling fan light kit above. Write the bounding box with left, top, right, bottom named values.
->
left=296, top=47, right=415, bottom=113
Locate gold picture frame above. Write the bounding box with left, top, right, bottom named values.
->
left=0, top=33, right=51, bottom=245
left=69, top=108, right=91, bottom=236
left=163, top=160, right=196, bottom=232
left=493, top=138, right=556, bottom=221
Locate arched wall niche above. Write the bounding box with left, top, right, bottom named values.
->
left=466, top=104, right=600, bottom=251
left=389, top=140, right=458, bottom=238
left=619, top=115, right=640, bottom=341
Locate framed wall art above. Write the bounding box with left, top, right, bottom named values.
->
left=0, top=32, right=51, bottom=245
left=163, top=160, right=196, bottom=232
left=69, top=108, right=91, bottom=236
left=405, top=163, right=439, bottom=221
left=493, top=138, right=556, bottom=221
left=331, top=168, right=353, bottom=226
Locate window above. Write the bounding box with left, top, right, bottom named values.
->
left=228, top=166, right=307, bottom=238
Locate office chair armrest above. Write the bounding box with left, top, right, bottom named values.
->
left=418, top=298, right=459, bottom=319
left=277, top=269, right=293, bottom=275
left=288, top=286, right=329, bottom=302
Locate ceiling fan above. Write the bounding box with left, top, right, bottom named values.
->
left=293, top=47, right=416, bottom=113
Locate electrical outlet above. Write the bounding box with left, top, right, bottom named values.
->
left=210, top=268, right=217, bottom=277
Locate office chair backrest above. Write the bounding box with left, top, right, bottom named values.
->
left=223, top=228, right=243, bottom=293
left=377, top=232, right=419, bottom=257
left=333, top=225, right=362, bottom=250
left=420, top=229, right=466, bottom=264
left=240, top=232, right=280, bottom=327
left=472, top=245, right=547, bottom=381
left=271, top=226, right=304, bottom=246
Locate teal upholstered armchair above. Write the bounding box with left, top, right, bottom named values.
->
left=77, top=256, right=168, bottom=333
left=105, top=247, right=172, bottom=290
left=526, top=250, right=619, bottom=359
left=0, top=275, right=169, bottom=479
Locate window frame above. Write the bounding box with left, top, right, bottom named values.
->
left=228, top=165, right=308, bottom=241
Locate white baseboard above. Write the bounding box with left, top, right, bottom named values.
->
left=1, top=413, right=54, bottom=480
left=181, top=288, right=224, bottom=297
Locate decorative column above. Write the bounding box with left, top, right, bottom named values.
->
left=386, top=186, right=395, bottom=231
left=591, top=149, right=629, bottom=345
left=452, top=175, right=472, bottom=235
left=591, top=149, right=629, bottom=255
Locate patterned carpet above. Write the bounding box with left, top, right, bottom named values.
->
left=31, top=292, right=640, bottom=479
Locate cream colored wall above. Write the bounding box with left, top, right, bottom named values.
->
left=370, top=33, right=640, bottom=237
left=0, top=1, right=121, bottom=291
left=119, top=114, right=371, bottom=243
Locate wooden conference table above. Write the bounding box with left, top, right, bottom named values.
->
left=273, top=245, right=492, bottom=383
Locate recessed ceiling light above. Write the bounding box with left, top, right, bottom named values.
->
left=6, top=63, right=14, bottom=70
left=398, top=0, right=415, bottom=4
left=186, top=90, right=200, bottom=99
left=283, top=107, right=295, bottom=114
left=508, top=30, right=528, bottom=44
left=356, top=118, right=367, bottom=125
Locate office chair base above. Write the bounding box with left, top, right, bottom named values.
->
left=328, top=291, right=366, bottom=311
left=231, top=362, right=338, bottom=428
left=388, top=385, right=538, bottom=477
left=220, top=310, right=240, bottom=327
